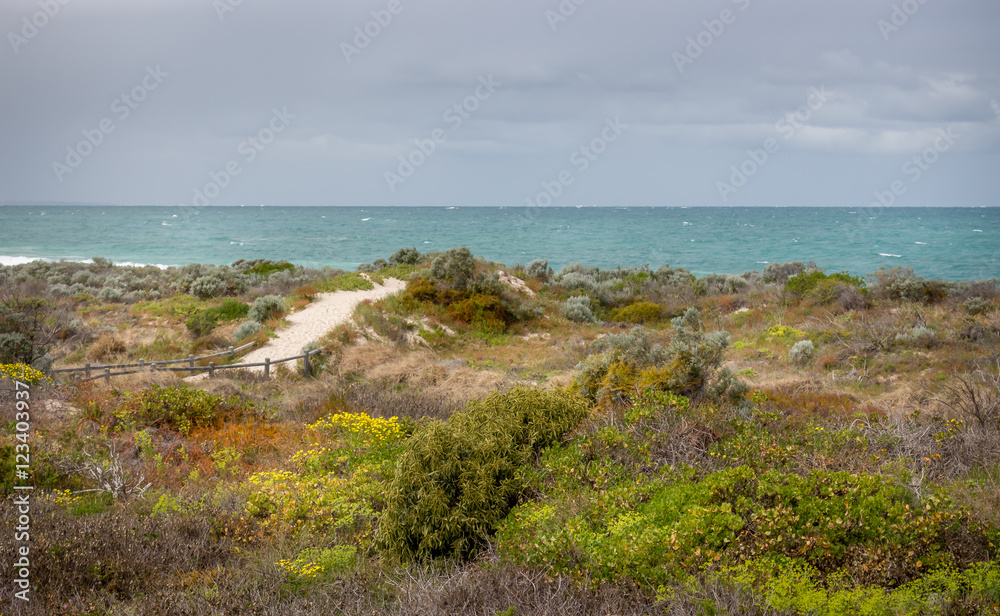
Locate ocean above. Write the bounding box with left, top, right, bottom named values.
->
left=1, top=206, right=997, bottom=281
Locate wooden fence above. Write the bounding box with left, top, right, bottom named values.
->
left=51, top=342, right=323, bottom=382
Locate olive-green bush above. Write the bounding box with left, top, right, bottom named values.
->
left=379, top=387, right=590, bottom=561
left=185, top=298, right=250, bottom=336
left=430, top=247, right=476, bottom=291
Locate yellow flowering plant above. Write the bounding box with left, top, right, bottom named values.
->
left=0, top=363, right=51, bottom=386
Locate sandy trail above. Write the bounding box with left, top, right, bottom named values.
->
left=187, top=278, right=405, bottom=380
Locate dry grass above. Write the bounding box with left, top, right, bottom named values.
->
left=0, top=500, right=234, bottom=613
left=338, top=344, right=508, bottom=403
left=5, top=559, right=788, bottom=616
left=338, top=382, right=464, bottom=422
left=87, top=333, right=127, bottom=362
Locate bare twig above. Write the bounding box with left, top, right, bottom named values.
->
left=73, top=443, right=152, bottom=500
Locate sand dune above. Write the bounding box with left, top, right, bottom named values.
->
left=188, top=277, right=405, bottom=380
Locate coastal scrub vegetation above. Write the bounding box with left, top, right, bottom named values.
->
left=2, top=252, right=1000, bottom=614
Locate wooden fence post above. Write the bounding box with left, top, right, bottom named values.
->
left=104, top=368, right=111, bottom=384
left=188, top=355, right=194, bottom=369
left=264, top=358, right=270, bottom=378
left=228, top=346, right=235, bottom=360
left=209, top=362, right=215, bottom=377
left=303, top=352, right=311, bottom=378
left=85, top=363, right=91, bottom=379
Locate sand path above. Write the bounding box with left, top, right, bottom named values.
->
left=187, top=278, right=405, bottom=380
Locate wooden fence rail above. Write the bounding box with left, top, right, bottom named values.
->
left=51, top=341, right=257, bottom=378
left=78, top=349, right=323, bottom=383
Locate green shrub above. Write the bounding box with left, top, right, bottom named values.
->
left=131, top=294, right=205, bottom=318
left=0, top=333, right=33, bottom=365
left=786, top=271, right=865, bottom=301
left=376, top=263, right=419, bottom=281
left=113, top=385, right=256, bottom=435
left=389, top=247, right=422, bottom=266
left=319, top=272, right=375, bottom=292
left=574, top=310, right=732, bottom=407
left=185, top=312, right=218, bottom=337
left=185, top=299, right=249, bottom=337
left=380, top=387, right=590, bottom=561
left=611, top=301, right=662, bottom=324
left=430, top=247, right=476, bottom=291
left=499, top=464, right=995, bottom=590
left=404, top=277, right=439, bottom=303
left=212, top=298, right=250, bottom=321
left=563, top=296, right=596, bottom=323
left=246, top=261, right=295, bottom=278
left=0, top=445, right=17, bottom=495
left=448, top=293, right=511, bottom=331
left=730, top=558, right=1000, bottom=616
left=247, top=295, right=286, bottom=322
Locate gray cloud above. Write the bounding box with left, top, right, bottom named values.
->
left=0, top=0, right=997, bottom=206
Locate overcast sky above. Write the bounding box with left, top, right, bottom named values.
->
left=1, top=0, right=998, bottom=207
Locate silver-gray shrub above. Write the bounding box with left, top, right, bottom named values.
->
left=559, top=263, right=599, bottom=277
left=71, top=270, right=93, bottom=285
left=526, top=259, right=549, bottom=280
left=895, top=326, right=936, bottom=348
left=654, top=265, right=695, bottom=287
left=558, top=272, right=599, bottom=294
left=965, top=297, right=991, bottom=315
left=763, top=261, right=806, bottom=284
left=234, top=320, right=261, bottom=342
left=97, top=286, right=125, bottom=303
left=592, top=325, right=669, bottom=367
left=247, top=296, right=286, bottom=322
left=190, top=275, right=225, bottom=299
left=789, top=340, right=816, bottom=365
left=701, top=273, right=750, bottom=295
left=563, top=296, right=596, bottom=323
left=49, top=284, right=72, bottom=298
left=469, top=272, right=505, bottom=297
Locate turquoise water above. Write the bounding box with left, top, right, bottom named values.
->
left=1, top=206, right=997, bottom=280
